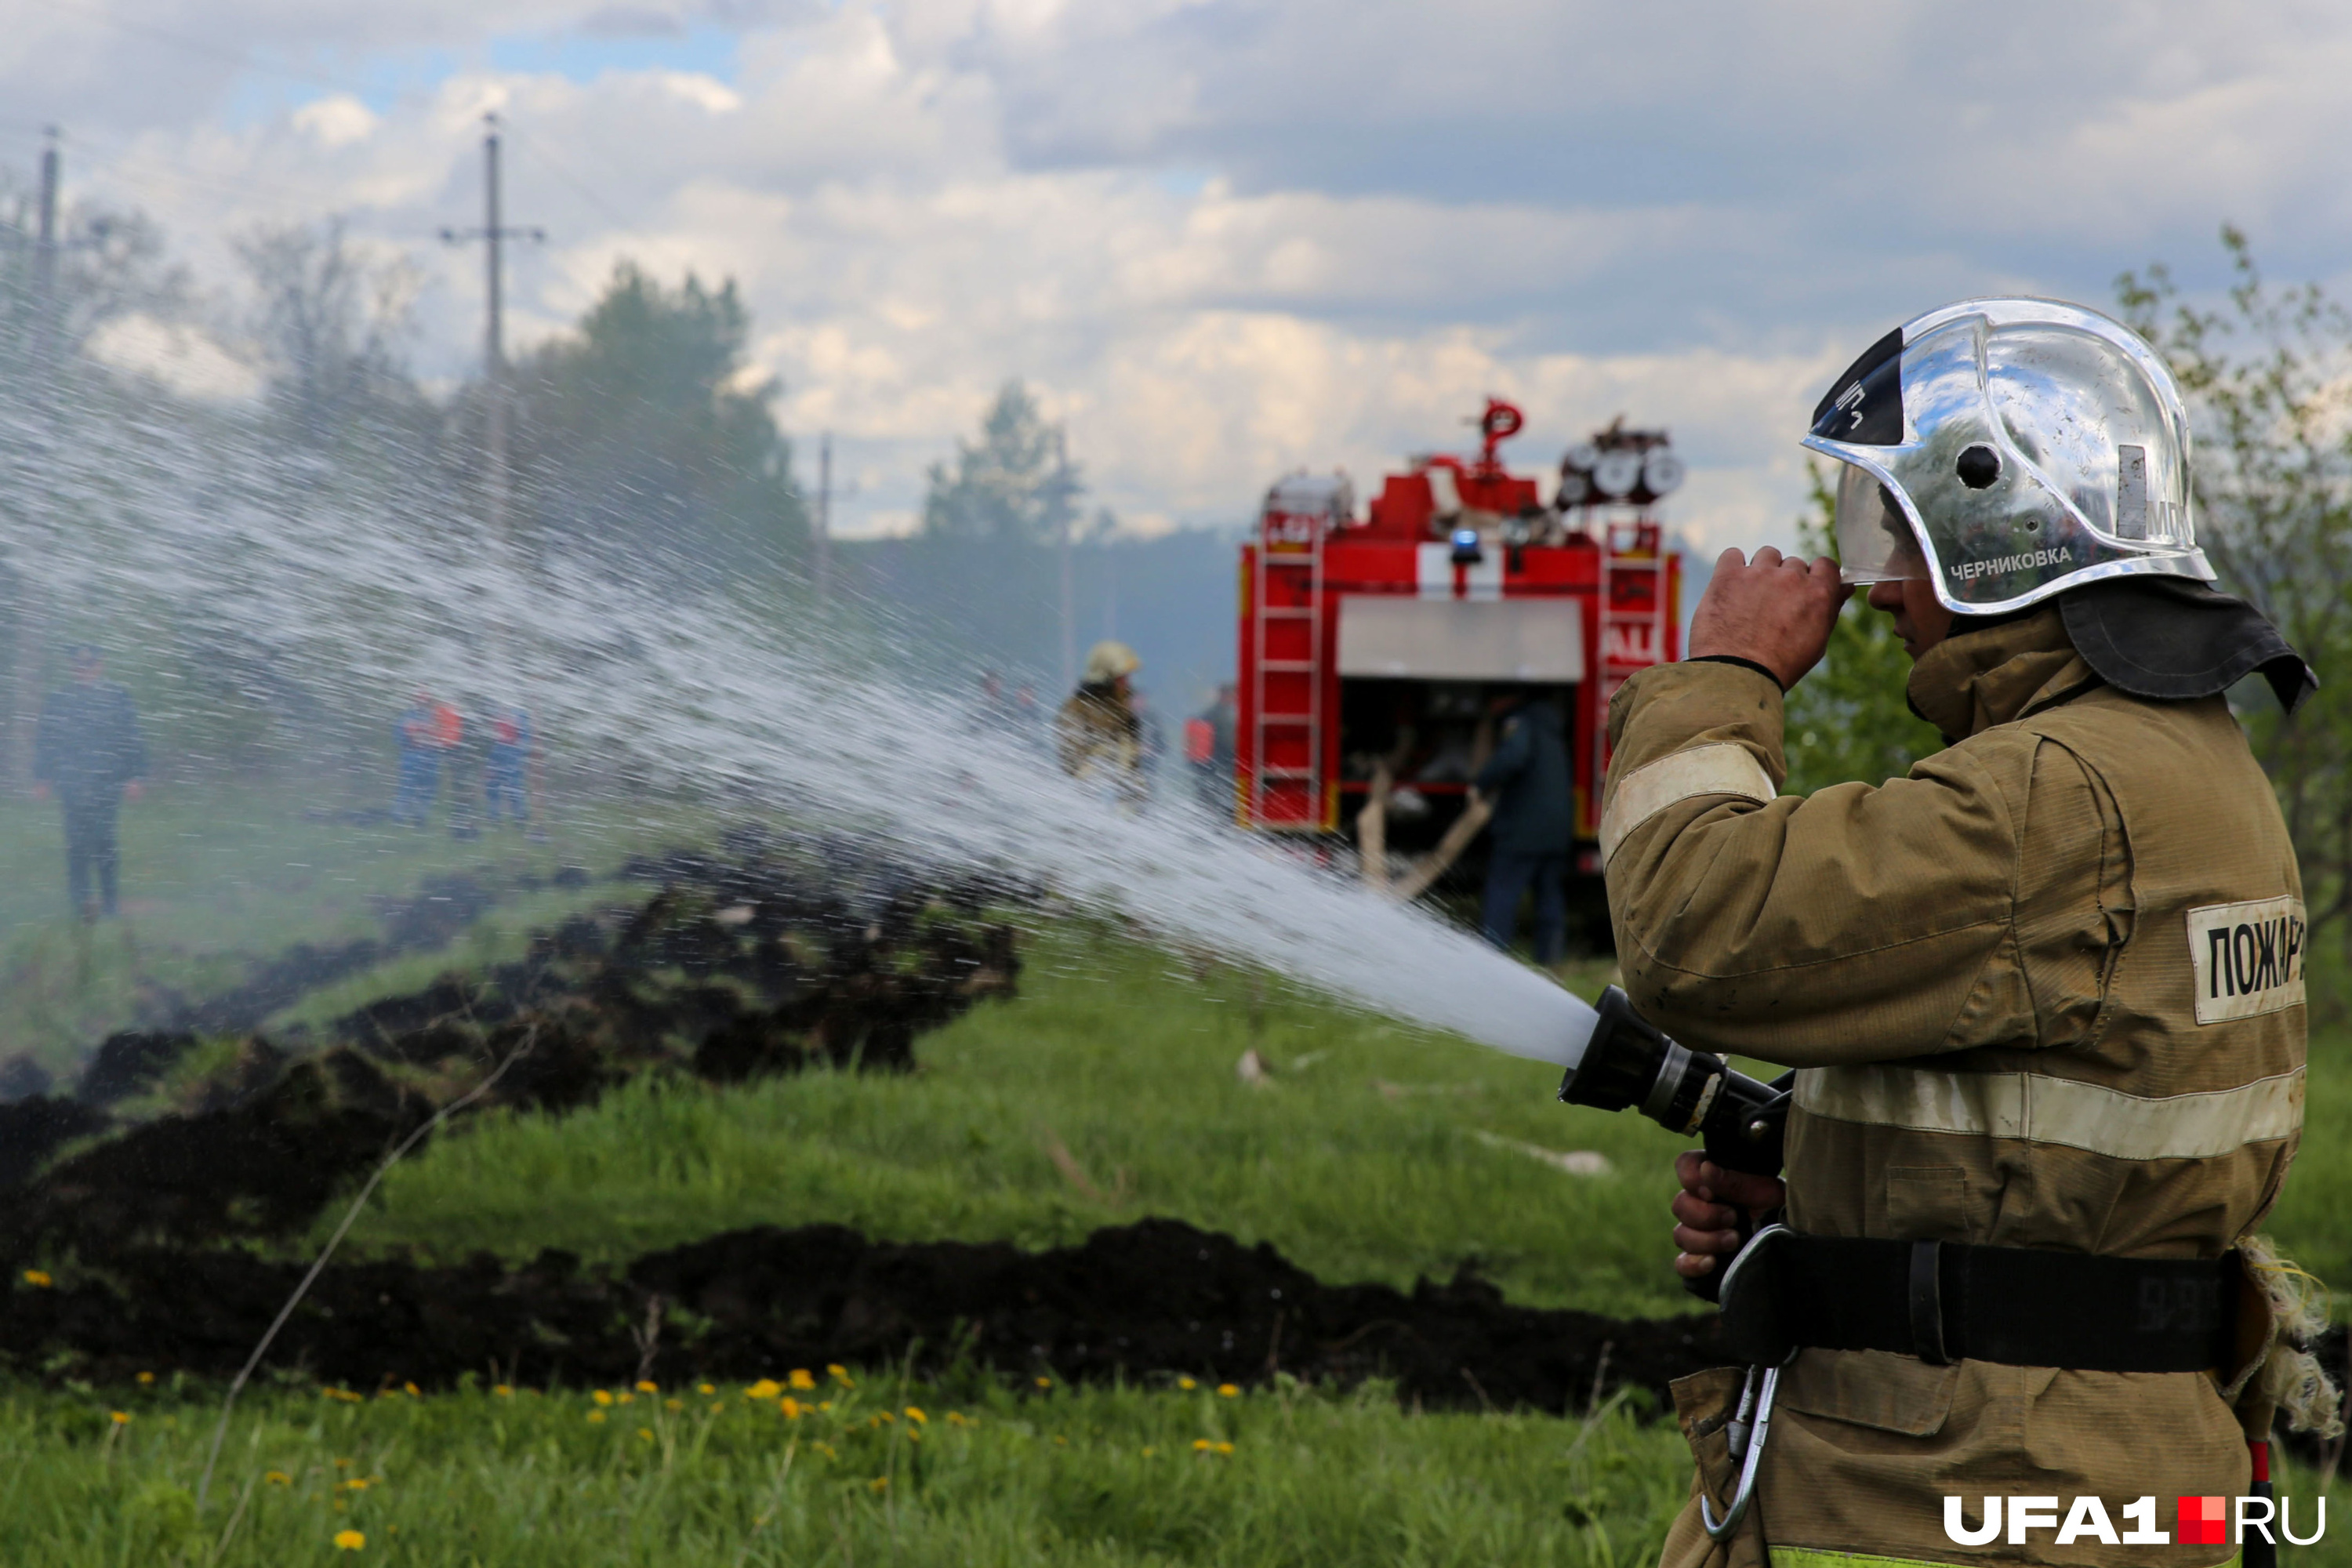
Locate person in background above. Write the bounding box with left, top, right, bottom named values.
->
left=1472, top=688, right=1573, bottom=963
left=484, top=704, right=534, bottom=826
left=393, top=688, right=461, bottom=826
left=1185, top=682, right=1238, bottom=818
left=1055, top=641, right=1146, bottom=804
left=33, top=644, right=147, bottom=920
left=1130, top=689, right=1167, bottom=797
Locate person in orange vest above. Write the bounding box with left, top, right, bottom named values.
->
left=392, top=689, right=462, bottom=826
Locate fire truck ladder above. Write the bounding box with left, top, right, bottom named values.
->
left=1248, top=521, right=1327, bottom=829
left=1593, top=521, right=1673, bottom=808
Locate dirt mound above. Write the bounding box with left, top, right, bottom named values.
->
left=2, top=1218, right=1721, bottom=1414
left=0, top=849, right=1022, bottom=1258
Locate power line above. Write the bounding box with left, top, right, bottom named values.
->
left=22, top=0, right=388, bottom=103
left=503, top=124, right=640, bottom=231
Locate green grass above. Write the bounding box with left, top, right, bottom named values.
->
left=0, top=1373, right=1696, bottom=1567
left=337, top=931, right=1693, bottom=1317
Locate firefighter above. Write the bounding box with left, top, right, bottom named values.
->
left=1472, top=688, right=1574, bottom=963
left=1602, top=299, right=2330, bottom=1568
left=1056, top=641, right=1145, bottom=802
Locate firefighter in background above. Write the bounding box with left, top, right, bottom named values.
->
left=1613, top=299, right=2330, bottom=1568
left=34, top=644, right=147, bottom=920
left=1472, top=688, right=1574, bottom=963
left=1185, top=682, right=1238, bottom=816
left=1056, top=641, right=1145, bottom=803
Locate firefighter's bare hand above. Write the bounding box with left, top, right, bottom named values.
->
left=1687, top=546, right=1848, bottom=690
left=1671, top=1150, right=1786, bottom=1279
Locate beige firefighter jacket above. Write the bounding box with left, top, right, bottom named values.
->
left=1600, top=608, right=2306, bottom=1568
left=1055, top=685, right=1144, bottom=799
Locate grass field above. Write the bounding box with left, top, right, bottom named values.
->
left=1, top=786, right=2347, bottom=1563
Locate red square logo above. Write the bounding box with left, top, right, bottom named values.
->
left=2177, top=1496, right=2227, bottom=1545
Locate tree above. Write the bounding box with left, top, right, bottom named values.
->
left=0, top=169, right=186, bottom=374
left=234, top=218, right=423, bottom=448
left=2119, top=230, right=2352, bottom=948
left=1782, top=463, right=1942, bottom=794
left=510, top=262, right=806, bottom=577
left=921, top=380, right=1083, bottom=542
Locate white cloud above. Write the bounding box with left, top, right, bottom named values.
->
left=13, top=0, right=2352, bottom=557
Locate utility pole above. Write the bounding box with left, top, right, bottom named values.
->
left=441, top=113, right=543, bottom=535
left=31, top=126, right=60, bottom=377
left=813, top=432, right=832, bottom=606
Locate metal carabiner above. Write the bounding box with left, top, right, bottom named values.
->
left=1700, top=1362, right=1780, bottom=1541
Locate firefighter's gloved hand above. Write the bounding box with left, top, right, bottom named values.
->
left=1688, top=546, right=1848, bottom=691
left=1671, top=1150, right=1786, bottom=1279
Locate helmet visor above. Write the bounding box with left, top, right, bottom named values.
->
left=1831, top=462, right=1929, bottom=584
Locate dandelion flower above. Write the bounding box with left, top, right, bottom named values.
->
left=332, top=1529, right=365, bottom=1551
left=20, top=1269, right=50, bottom=1288
left=867, top=1476, right=889, bottom=1493
left=340, top=1477, right=371, bottom=1492
left=587, top=1411, right=606, bottom=1425
left=873, top=1410, right=894, bottom=1425
left=1192, top=1439, right=1211, bottom=1452
left=1217, top=1384, right=1240, bottom=1399
left=827, top=1365, right=854, bottom=1387
left=493, top=1385, right=513, bottom=1398
left=946, top=1411, right=969, bottom=1427
left=636, top=1380, right=659, bottom=1395
left=617, top=1392, right=635, bottom=1405
left=592, top=1390, right=615, bottom=1406
left=818, top=1401, right=833, bottom=1413
left=698, top=1382, right=717, bottom=1396
left=1142, top=1446, right=1156, bottom=1457
left=402, top=1382, right=421, bottom=1398
left=108, top=1411, right=130, bottom=1426
left=136, top=1372, right=154, bottom=1385
left=780, top=1398, right=802, bottom=1420
left=264, top=1471, right=291, bottom=1486
left=787, top=1369, right=815, bottom=1391
left=1214, top=1441, right=1234, bottom=1455
left=746, top=1379, right=782, bottom=1401
left=815, top=1442, right=837, bottom=1460
left=665, top=1399, right=684, bottom=1411
left=1178, top=1377, right=1196, bottom=1391
left=1034, top=1376, right=1053, bottom=1390
left=637, top=1428, right=654, bottom=1443
left=904, top=1406, right=927, bottom=1425
left=334, top=1459, right=353, bottom=1470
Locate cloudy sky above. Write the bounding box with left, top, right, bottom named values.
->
left=7, top=0, right=2350, bottom=541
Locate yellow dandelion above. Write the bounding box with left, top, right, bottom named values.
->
left=264, top=1471, right=291, bottom=1486
left=867, top=1476, right=889, bottom=1493
left=827, top=1364, right=854, bottom=1387
left=332, top=1529, right=365, bottom=1551
left=375, top=1388, right=398, bottom=1400
left=402, top=1382, right=421, bottom=1398
left=787, top=1368, right=815, bottom=1391
left=946, top=1411, right=969, bottom=1427
left=746, top=1378, right=782, bottom=1400
left=493, top=1385, right=513, bottom=1398
left=698, top=1382, right=717, bottom=1395
left=1142, top=1446, right=1156, bottom=1457
left=334, top=1459, right=353, bottom=1470
left=1192, top=1438, right=1211, bottom=1452
left=1034, top=1376, right=1052, bottom=1390
left=1214, top=1441, right=1234, bottom=1455
left=1178, top=1377, right=1196, bottom=1391
left=136, top=1372, right=154, bottom=1385
left=635, top=1380, right=659, bottom=1395
left=818, top=1400, right=833, bottom=1413
left=904, top=1406, right=927, bottom=1424
left=1217, top=1384, right=1240, bottom=1399
left=815, top=1442, right=837, bottom=1460
left=586, top=1410, right=606, bottom=1425
left=637, top=1428, right=654, bottom=1443
left=873, top=1410, right=894, bottom=1425
left=108, top=1411, right=130, bottom=1426
left=1053, top=1435, right=1068, bottom=1446
left=780, top=1398, right=802, bottom=1420
left=333, top=1499, right=347, bottom=1512
left=617, top=1392, right=634, bottom=1405
left=20, top=1269, right=50, bottom=1288
left=340, top=1477, right=371, bottom=1492
left=665, top=1398, right=683, bottom=1411
left=592, top=1390, right=614, bottom=1406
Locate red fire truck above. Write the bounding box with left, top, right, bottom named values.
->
left=1234, top=400, right=1684, bottom=896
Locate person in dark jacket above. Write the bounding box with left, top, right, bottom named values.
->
left=33, top=645, right=147, bottom=920
left=1472, top=689, right=1573, bottom=962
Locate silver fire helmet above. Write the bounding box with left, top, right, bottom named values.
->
left=1804, top=298, right=2214, bottom=614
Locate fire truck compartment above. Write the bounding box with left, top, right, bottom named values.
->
left=1335, top=596, right=1584, bottom=683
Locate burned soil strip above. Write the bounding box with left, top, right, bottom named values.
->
left=0, top=851, right=1024, bottom=1258
left=8, top=1218, right=1723, bottom=1416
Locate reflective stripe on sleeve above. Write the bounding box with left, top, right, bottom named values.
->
left=1795, top=1063, right=2305, bottom=1162
left=1599, top=742, right=1777, bottom=867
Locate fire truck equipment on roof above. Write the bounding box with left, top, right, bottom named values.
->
left=1234, top=399, right=1683, bottom=899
